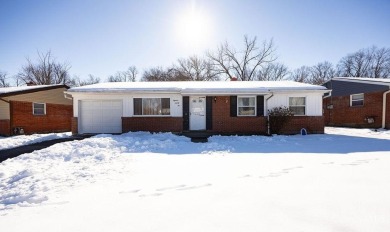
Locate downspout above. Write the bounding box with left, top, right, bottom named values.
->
left=382, top=89, right=390, bottom=129
left=265, top=93, right=274, bottom=136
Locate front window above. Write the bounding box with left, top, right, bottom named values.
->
left=134, top=98, right=170, bottom=115
left=289, top=97, right=306, bottom=115
left=350, top=93, right=364, bottom=106
left=237, top=96, right=256, bottom=116
left=33, top=103, right=46, bottom=115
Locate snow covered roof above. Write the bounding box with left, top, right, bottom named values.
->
left=0, top=84, right=68, bottom=96
left=331, top=77, right=390, bottom=86
left=67, top=81, right=328, bottom=95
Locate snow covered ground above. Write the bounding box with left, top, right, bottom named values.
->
left=0, top=132, right=71, bottom=150
left=0, top=127, right=390, bottom=232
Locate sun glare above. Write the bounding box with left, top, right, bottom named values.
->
left=175, top=3, right=212, bottom=50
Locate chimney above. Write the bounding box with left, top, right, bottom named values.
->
left=230, top=77, right=238, bottom=81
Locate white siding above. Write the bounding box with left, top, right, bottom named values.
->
left=266, top=92, right=323, bottom=116
left=306, top=94, right=323, bottom=116
left=0, top=101, right=10, bottom=119
left=72, top=93, right=183, bottom=117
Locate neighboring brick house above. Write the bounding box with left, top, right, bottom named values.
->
left=323, top=77, right=390, bottom=129
left=65, top=81, right=329, bottom=135
left=0, top=85, right=73, bottom=136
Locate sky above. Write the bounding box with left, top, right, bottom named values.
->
left=1, top=0, right=389, bottom=83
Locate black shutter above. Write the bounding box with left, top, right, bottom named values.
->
left=257, top=95, right=264, bottom=116
left=206, top=96, right=213, bottom=130
left=183, top=96, right=189, bottom=130
left=230, top=96, right=237, bottom=117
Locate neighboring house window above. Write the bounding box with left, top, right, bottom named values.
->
left=289, top=97, right=306, bottom=115
left=33, top=103, right=46, bottom=115
left=237, top=96, right=256, bottom=116
left=350, top=93, right=364, bottom=106
left=134, top=98, right=170, bottom=115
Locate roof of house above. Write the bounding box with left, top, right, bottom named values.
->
left=67, top=81, right=328, bottom=95
left=0, top=84, right=69, bottom=97
left=329, top=77, right=390, bottom=86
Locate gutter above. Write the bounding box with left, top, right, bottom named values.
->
left=382, top=89, right=390, bottom=129
left=64, top=92, right=73, bottom=100
left=322, top=90, right=332, bottom=99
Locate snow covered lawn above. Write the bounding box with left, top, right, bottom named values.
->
left=0, top=132, right=71, bottom=150
left=1, top=127, right=390, bottom=232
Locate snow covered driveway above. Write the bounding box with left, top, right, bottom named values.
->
left=0, top=128, right=390, bottom=232
left=0, top=132, right=71, bottom=150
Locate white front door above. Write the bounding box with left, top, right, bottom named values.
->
left=190, top=96, right=206, bottom=130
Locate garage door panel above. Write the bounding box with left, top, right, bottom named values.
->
left=79, top=100, right=122, bottom=134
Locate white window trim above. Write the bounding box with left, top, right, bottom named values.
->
left=237, top=96, right=257, bottom=117
left=133, top=97, right=171, bottom=116
left=33, top=102, right=46, bottom=115
left=350, top=93, right=364, bottom=107
left=289, top=97, right=306, bottom=116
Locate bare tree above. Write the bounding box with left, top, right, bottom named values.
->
left=141, top=67, right=173, bottom=82
left=107, top=66, right=138, bottom=82
left=336, top=46, right=390, bottom=78
left=207, top=35, right=277, bottom=81
left=174, top=56, right=220, bottom=81
left=17, top=51, right=72, bottom=85
left=107, top=72, right=125, bottom=82
left=256, top=63, right=289, bottom=81
left=289, top=66, right=312, bottom=83
left=370, top=47, right=390, bottom=78
left=0, top=71, right=10, bottom=87
left=126, top=66, right=138, bottom=82
left=72, top=74, right=101, bottom=86
left=337, top=49, right=372, bottom=77
left=310, top=61, right=335, bottom=85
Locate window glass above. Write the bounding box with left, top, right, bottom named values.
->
left=33, top=103, right=45, bottom=115
left=134, top=98, right=142, bottom=115
left=237, top=97, right=256, bottom=116
left=289, top=97, right=306, bottom=115
left=351, top=94, right=364, bottom=106
left=133, top=98, right=170, bottom=115
left=161, top=98, right=170, bottom=115
left=289, top=97, right=305, bottom=106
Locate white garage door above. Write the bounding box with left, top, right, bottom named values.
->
left=79, top=100, right=122, bottom=134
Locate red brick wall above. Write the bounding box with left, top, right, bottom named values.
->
left=323, top=97, right=331, bottom=126
left=0, top=119, right=10, bottom=136
left=278, top=116, right=325, bottom=134
left=122, top=117, right=183, bottom=133
left=119, top=97, right=325, bottom=135
left=72, top=117, right=78, bottom=135
left=323, top=91, right=390, bottom=128
left=211, top=96, right=267, bottom=134
left=10, top=101, right=72, bottom=135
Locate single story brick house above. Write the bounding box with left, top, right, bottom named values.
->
left=65, top=81, right=329, bottom=135
left=0, top=84, right=73, bottom=136
left=323, top=77, right=390, bottom=129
